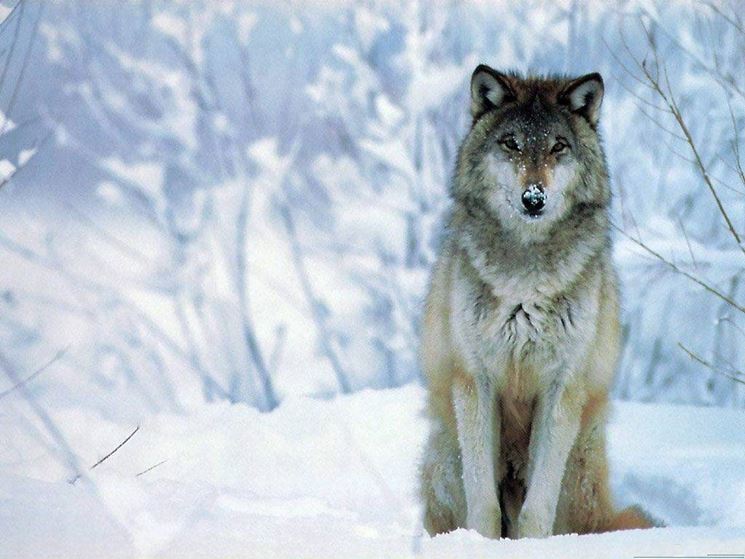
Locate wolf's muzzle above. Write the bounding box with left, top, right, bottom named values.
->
left=521, top=184, right=546, bottom=216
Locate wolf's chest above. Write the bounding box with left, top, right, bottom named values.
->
left=451, top=261, right=594, bottom=382
left=480, top=299, right=571, bottom=355
left=457, top=279, right=580, bottom=372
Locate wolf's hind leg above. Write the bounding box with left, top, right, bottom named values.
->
left=554, top=394, right=614, bottom=534
left=555, top=394, right=660, bottom=534
left=420, top=423, right=465, bottom=535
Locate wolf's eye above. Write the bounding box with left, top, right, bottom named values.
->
left=499, top=135, right=520, bottom=152
left=551, top=139, right=569, bottom=154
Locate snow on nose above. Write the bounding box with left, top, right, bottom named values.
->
left=521, top=183, right=546, bottom=215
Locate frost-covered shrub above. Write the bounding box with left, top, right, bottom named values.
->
left=0, top=0, right=743, bottom=415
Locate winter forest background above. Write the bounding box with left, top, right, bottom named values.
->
left=0, top=0, right=745, bottom=508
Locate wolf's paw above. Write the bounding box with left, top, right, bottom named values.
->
left=517, top=508, right=552, bottom=539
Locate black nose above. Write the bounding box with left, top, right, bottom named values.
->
left=521, top=184, right=546, bottom=215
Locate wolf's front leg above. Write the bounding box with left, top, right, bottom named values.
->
left=452, top=373, right=501, bottom=538
left=518, top=381, right=584, bottom=538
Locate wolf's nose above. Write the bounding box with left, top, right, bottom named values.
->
left=521, top=184, right=546, bottom=215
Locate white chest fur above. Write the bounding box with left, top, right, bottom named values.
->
left=450, top=262, right=600, bottom=394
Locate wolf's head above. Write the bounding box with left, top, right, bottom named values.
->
left=454, top=65, right=609, bottom=240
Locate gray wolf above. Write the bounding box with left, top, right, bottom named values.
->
left=418, top=65, right=655, bottom=539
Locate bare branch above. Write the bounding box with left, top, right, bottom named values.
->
left=703, top=1, right=745, bottom=39
left=0, top=346, right=69, bottom=401
left=0, top=1, right=43, bottom=136
left=267, top=324, right=287, bottom=378
left=634, top=40, right=745, bottom=257
left=640, top=6, right=745, bottom=102
left=0, top=1, right=23, bottom=127
left=136, top=459, right=167, bottom=477
left=0, top=350, right=89, bottom=487
left=717, top=314, right=745, bottom=340
left=236, top=186, right=278, bottom=411
left=90, top=425, right=140, bottom=470
left=676, top=216, right=699, bottom=273
left=613, top=222, right=745, bottom=314
left=280, top=204, right=352, bottom=394
left=727, top=99, right=745, bottom=189
left=678, top=342, right=745, bottom=386
left=62, top=202, right=154, bottom=266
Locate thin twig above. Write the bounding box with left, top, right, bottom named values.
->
left=0, top=0, right=22, bottom=130
left=677, top=216, right=699, bottom=272
left=90, top=425, right=140, bottom=470
left=236, top=187, right=278, bottom=411
left=703, top=0, right=745, bottom=37
left=0, top=0, right=42, bottom=137
left=135, top=459, right=167, bottom=477
left=613, top=222, right=745, bottom=314
left=0, top=346, right=69, bottom=401
left=640, top=7, right=745, bottom=102
left=728, top=99, right=745, bottom=189
left=62, top=202, right=154, bottom=265
left=280, top=204, right=352, bottom=394
left=0, top=350, right=90, bottom=486
left=678, top=342, right=745, bottom=386
left=634, top=29, right=745, bottom=257
left=717, top=314, right=745, bottom=340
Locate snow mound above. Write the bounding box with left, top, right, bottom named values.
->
left=2, top=385, right=745, bottom=557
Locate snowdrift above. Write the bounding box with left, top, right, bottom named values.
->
left=3, top=385, right=745, bottom=558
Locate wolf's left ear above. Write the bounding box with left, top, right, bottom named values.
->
left=470, top=65, right=516, bottom=120
left=559, top=73, right=604, bottom=126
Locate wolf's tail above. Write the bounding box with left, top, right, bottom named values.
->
left=603, top=505, right=661, bottom=531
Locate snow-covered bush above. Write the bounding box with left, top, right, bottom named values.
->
left=0, top=0, right=743, bottom=419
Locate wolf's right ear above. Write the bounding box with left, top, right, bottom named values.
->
left=470, top=65, right=516, bottom=120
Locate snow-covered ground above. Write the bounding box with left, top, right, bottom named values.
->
left=3, top=384, right=745, bottom=558
left=0, top=2, right=743, bottom=557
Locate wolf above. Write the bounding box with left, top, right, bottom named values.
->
left=418, top=65, right=655, bottom=539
